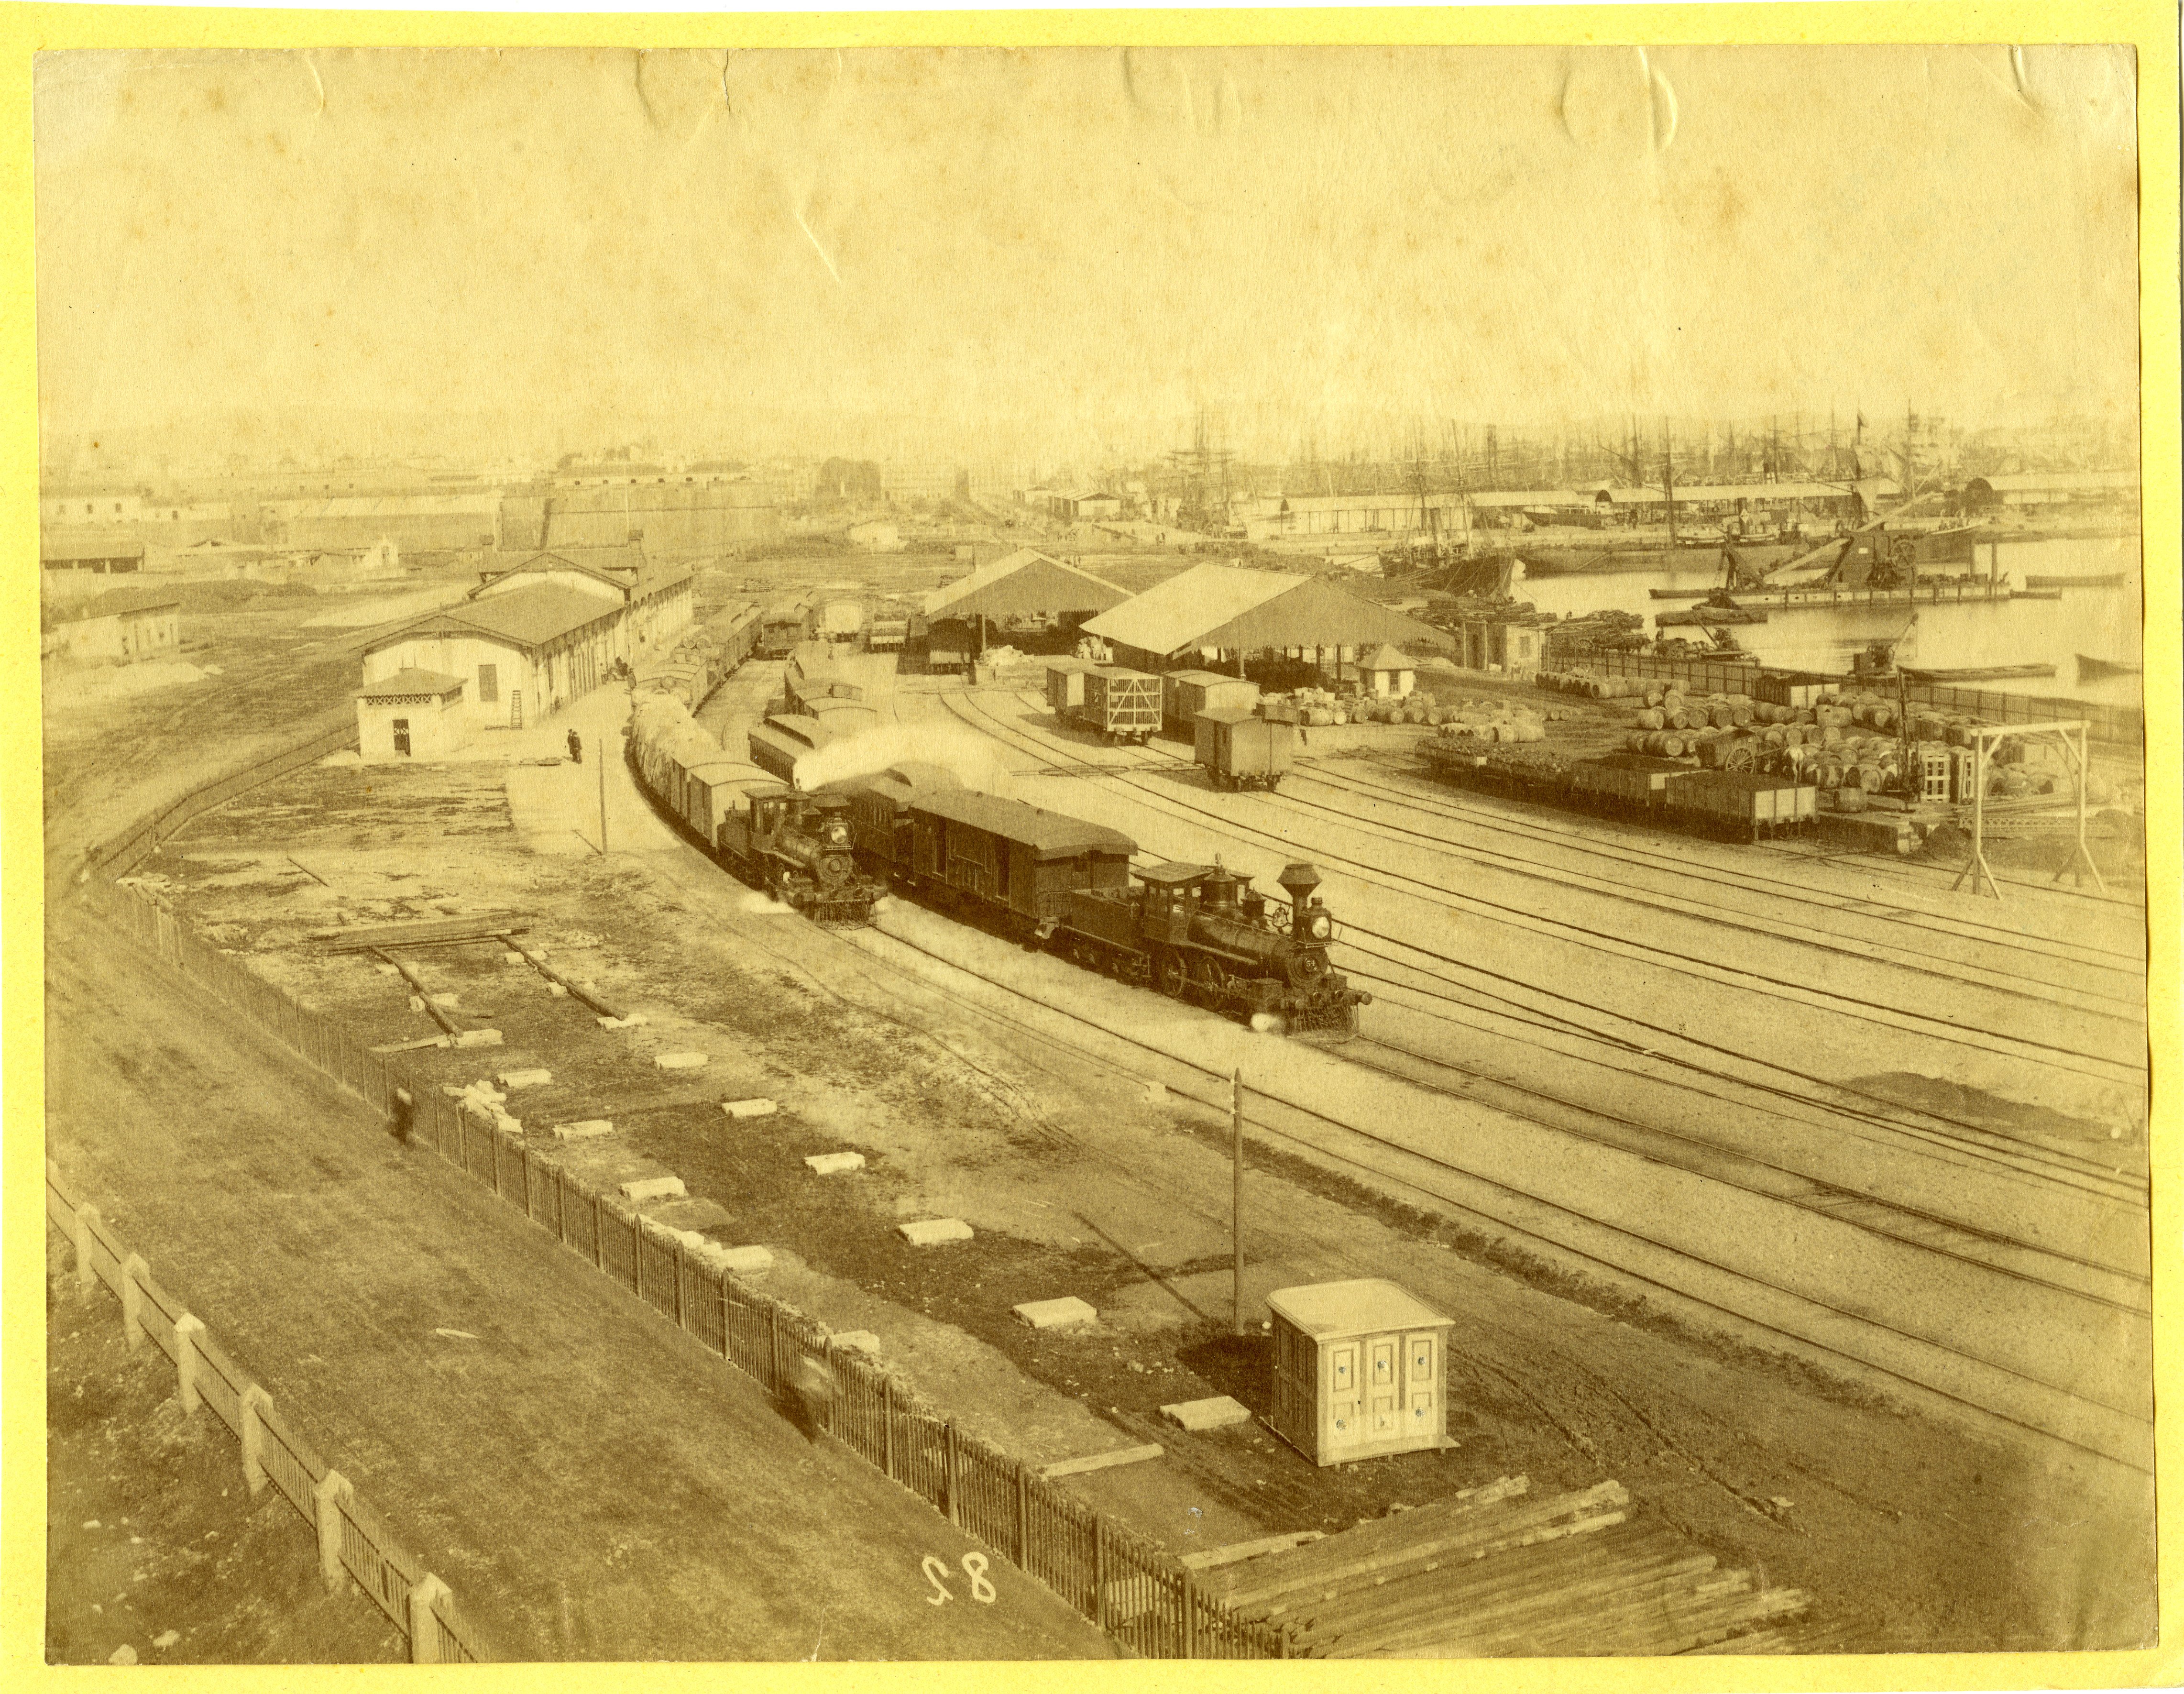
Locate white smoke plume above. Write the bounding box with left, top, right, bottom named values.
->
left=791, top=724, right=1015, bottom=795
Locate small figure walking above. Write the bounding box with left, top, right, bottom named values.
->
left=567, top=729, right=583, bottom=765
left=786, top=1352, right=837, bottom=1444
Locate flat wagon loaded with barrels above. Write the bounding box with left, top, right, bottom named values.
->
left=1422, top=739, right=1817, bottom=843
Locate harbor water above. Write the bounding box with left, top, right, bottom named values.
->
left=1515, top=534, right=2146, bottom=710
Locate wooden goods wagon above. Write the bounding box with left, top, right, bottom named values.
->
left=1663, top=770, right=1817, bottom=838
left=1567, top=753, right=1691, bottom=813
left=1194, top=707, right=1293, bottom=791
left=1162, top=670, right=1260, bottom=736
left=1267, top=1280, right=1454, bottom=1466
left=1045, top=659, right=1091, bottom=713
left=1069, top=667, right=1161, bottom=744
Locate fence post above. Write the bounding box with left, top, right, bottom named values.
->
left=945, top=1421, right=962, bottom=1527
left=73, top=1201, right=103, bottom=1290
left=174, top=1313, right=207, bottom=1413
left=1016, top=1461, right=1030, bottom=1568
left=554, top=1169, right=568, bottom=1244
left=1183, top=1569, right=1198, bottom=1659
left=315, top=1470, right=353, bottom=1592
left=883, top=1377, right=897, bottom=1480
left=118, top=1253, right=148, bottom=1350
left=407, top=1574, right=453, bottom=1663
left=1093, top=1514, right=1108, bottom=1629
left=240, top=1385, right=274, bottom=1495
left=592, top=1196, right=604, bottom=1271
left=768, top=1305, right=783, bottom=1392
left=671, top=1245, right=686, bottom=1331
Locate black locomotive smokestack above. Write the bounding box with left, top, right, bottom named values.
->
left=1277, top=862, right=1323, bottom=939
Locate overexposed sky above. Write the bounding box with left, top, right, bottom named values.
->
left=34, top=44, right=2142, bottom=462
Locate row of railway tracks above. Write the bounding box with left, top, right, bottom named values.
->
left=670, top=668, right=2151, bottom=1467
left=944, top=689, right=2146, bottom=1141
left=896, top=686, right=2151, bottom=1467
left=832, top=902, right=2152, bottom=1473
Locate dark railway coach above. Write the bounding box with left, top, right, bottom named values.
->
left=899, top=790, right=1137, bottom=939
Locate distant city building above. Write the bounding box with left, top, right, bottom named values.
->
left=43, top=586, right=181, bottom=667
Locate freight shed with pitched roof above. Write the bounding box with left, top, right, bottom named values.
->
left=1082, top=561, right=1451, bottom=678
left=922, top=548, right=1131, bottom=665
left=360, top=583, right=627, bottom=730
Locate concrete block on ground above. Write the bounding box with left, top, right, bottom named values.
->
left=805, top=1151, right=866, bottom=1176
left=723, top=1098, right=778, bottom=1119
left=496, top=1068, right=552, bottom=1089
left=549, top=984, right=568, bottom=998
left=1160, top=1395, right=1252, bottom=1433
left=551, top=1120, right=615, bottom=1140
left=620, top=1176, right=687, bottom=1203
left=898, top=1218, right=973, bottom=1247
left=832, top=1330, right=882, bottom=1355
left=453, top=1029, right=504, bottom=1047
left=599, top=1012, right=647, bottom=1028
left=1014, top=1296, right=1097, bottom=1331
left=503, top=951, right=525, bottom=965
left=655, top=1051, right=707, bottom=1070
left=1038, top=1443, right=1164, bottom=1481
left=407, top=995, right=426, bottom=1012
left=646, top=1197, right=734, bottom=1232
left=710, top=1245, right=774, bottom=1275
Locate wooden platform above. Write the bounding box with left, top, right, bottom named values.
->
left=1208, top=1475, right=1810, bottom=1658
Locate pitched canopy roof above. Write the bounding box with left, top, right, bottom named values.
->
left=42, top=537, right=147, bottom=564
left=1084, top=563, right=1451, bottom=656
left=923, top=549, right=1130, bottom=620
left=365, top=583, right=623, bottom=655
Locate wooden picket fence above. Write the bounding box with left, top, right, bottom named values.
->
left=44, top=1162, right=490, bottom=1663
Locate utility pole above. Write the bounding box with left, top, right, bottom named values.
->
left=1232, top=1068, right=1246, bottom=1336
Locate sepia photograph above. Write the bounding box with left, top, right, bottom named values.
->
left=23, top=30, right=2172, bottom=1669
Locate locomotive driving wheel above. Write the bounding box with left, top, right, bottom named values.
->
left=1890, top=537, right=1918, bottom=568
left=1153, top=948, right=1187, bottom=1000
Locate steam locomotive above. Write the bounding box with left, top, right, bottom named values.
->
left=1052, top=858, right=1364, bottom=1036
left=627, top=692, right=883, bottom=924
left=834, top=763, right=1366, bottom=1036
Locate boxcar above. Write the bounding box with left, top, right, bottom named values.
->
left=1162, top=670, right=1260, bottom=737
left=1065, top=667, right=1161, bottom=745
left=1045, top=659, right=1091, bottom=713
left=900, top=788, right=1138, bottom=939
left=1195, top=707, right=1294, bottom=792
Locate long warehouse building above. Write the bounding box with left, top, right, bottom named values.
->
left=1082, top=561, right=1451, bottom=675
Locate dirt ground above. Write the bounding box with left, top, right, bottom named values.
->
left=43, top=566, right=2157, bottom=1659
left=43, top=899, right=1116, bottom=1662
left=44, top=1254, right=407, bottom=1666
left=117, top=714, right=2157, bottom=1652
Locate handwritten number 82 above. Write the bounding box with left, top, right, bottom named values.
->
left=923, top=1552, right=997, bottom=1606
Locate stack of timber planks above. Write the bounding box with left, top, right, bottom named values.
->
left=1210, top=1475, right=1809, bottom=1658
